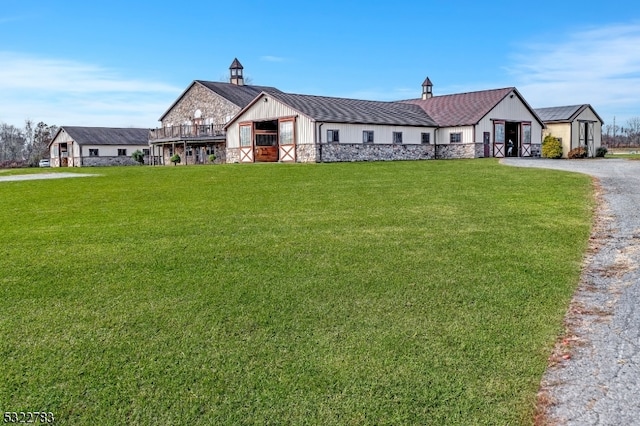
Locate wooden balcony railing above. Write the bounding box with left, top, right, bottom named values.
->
left=149, top=124, right=226, bottom=142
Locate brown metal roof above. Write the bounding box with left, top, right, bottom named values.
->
left=403, top=87, right=516, bottom=127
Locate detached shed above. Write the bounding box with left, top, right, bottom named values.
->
left=49, top=127, right=150, bottom=167
left=535, top=104, right=603, bottom=157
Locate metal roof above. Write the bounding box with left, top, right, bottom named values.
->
left=534, top=105, right=593, bottom=122
left=264, top=92, right=438, bottom=127
left=402, top=87, right=518, bottom=127
left=56, top=126, right=149, bottom=146
left=158, top=81, right=282, bottom=122
left=196, top=81, right=281, bottom=109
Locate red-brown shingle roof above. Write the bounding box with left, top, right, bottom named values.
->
left=402, top=87, right=515, bottom=127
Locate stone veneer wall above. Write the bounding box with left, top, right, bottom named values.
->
left=434, top=143, right=479, bottom=159
left=226, top=148, right=241, bottom=163
left=296, top=144, right=317, bottom=163
left=531, top=144, right=541, bottom=157
left=162, top=84, right=239, bottom=127
left=320, top=143, right=435, bottom=162
left=81, top=156, right=141, bottom=166
left=225, top=142, right=543, bottom=164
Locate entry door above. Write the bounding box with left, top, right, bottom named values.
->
left=239, top=124, right=254, bottom=162
left=587, top=122, right=595, bottom=157
left=520, top=122, right=531, bottom=157
left=279, top=119, right=296, bottom=162
left=493, top=121, right=505, bottom=158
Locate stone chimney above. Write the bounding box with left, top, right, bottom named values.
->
left=229, top=58, right=244, bottom=86
left=421, top=77, right=433, bottom=100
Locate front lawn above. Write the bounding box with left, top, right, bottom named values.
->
left=0, top=160, right=593, bottom=425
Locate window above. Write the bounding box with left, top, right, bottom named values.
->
left=240, top=124, right=252, bottom=147
left=450, top=133, right=462, bottom=143
left=279, top=120, right=294, bottom=145
left=327, top=129, right=340, bottom=143
left=393, top=132, right=403, bottom=144
left=186, top=146, right=193, bottom=156
left=363, top=130, right=374, bottom=143
left=421, top=133, right=430, bottom=144
left=143, top=149, right=150, bottom=156
left=118, top=149, right=127, bottom=156
left=89, top=149, right=99, bottom=157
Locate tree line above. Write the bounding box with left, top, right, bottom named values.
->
left=603, top=117, right=640, bottom=147
left=0, top=120, right=58, bottom=167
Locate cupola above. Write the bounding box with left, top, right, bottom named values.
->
left=229, top=58, right=244, bottom=86
left=421, top=77, right=433, bottom=100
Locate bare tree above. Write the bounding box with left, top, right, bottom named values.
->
left=625, top=117, right=640, bottom=146
left=0, top=123, right=25, bottom=163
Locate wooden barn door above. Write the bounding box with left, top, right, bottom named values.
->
left=493, top=121, right=505, bottom=158
left=587, top=122, right=595, bottom=157
left=520, top=122, right=532, bottom=157
left=278, top=118, right=296, bottom=162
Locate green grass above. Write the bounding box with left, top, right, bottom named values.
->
left=0, top=160, right=593, bottom=425
left=606, top=153, right=640, bottom=159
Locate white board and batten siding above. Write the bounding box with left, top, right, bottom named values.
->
left=320, top=123, right=434, bottom=145
left=436, top=126, right=474, bottom=144
left=476, top=90, right=543, bottom=144
left=80, top=145, right=146, bottom=157
left=227, top=95, right=315, bottom=148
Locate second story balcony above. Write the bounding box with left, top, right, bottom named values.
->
left=149, top=124, right=226, bottom=143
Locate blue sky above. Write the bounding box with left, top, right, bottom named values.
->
left=2, top=0, right=640, bottom=129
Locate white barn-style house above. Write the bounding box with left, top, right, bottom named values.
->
left=151, top=58, right=546, bottom=164
left=224, top=79, right=544, bottom=163
left=49, top=126, right=150, bottom=167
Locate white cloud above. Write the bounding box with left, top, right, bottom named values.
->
left=260, top=55, right=286, bottom=63
left=0, top=52, right=182, bottom=128
left=507, top=22, right=640, bottom=123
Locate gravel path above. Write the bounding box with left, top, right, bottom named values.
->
left=502, top=158, right=640, bottom=425
left=0, top=172, right=98, bottom=182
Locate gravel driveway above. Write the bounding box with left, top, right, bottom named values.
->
left=502, top=158, right=640, bottom=425
left=0, top=172, right=98, bottom=182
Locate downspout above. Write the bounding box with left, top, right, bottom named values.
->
left=317, top=122, right=324, bottom=163
left=434, top=128, right=438, bottom=160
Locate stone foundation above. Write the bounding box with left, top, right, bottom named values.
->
left=435, top=143, right=479, bottom=159
left=296, top=144, right=317, bottom=163
left=225, top=142, right=541, bottom=164
left=319, top=143, right=435, bottom=162
left=81, top=156, right=141, bottom=166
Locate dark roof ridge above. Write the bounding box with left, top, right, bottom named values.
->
left=397, top=86, right=516, bottom=103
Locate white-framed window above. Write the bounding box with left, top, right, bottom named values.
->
left=393, top=132, right=403, bottom=144
left=240, top=124, right=252, bottom=147
left=421, top=133, right=430, bottom=144
left=117, top=149, right=127, bottom=156
left=363, top=130, right=374, bottom=143
left=143, top=149, right=150, bottom=156
left=186, top=146, right=193, bottom=156
left=450, top=133, right=462, bottom=143
left=279, top=119, right=294, bottom=145
left=89, top=149, right=99, bottom=156
left=327, top=129, right=340, bottom=143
